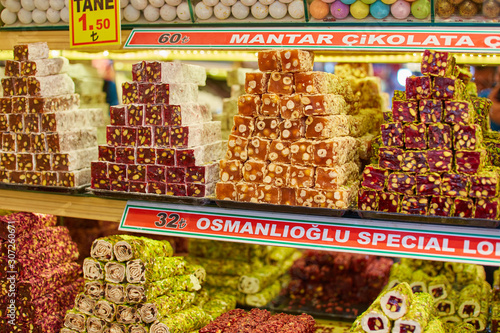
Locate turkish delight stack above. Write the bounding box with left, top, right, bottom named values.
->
left=0, top=42, right=102, bottom=188
left=188, top=239, right=300, bottom=307
left=199, top=308, right=316, bottom=333
left=0, top=212, right=82, bottom=333
left=216, top=49, right=366, bottom=209
left=62, top=235, right=231, bottom=333
left=383, top=258, right=489, bottom=330
left=358, top=49, right=500, bottom=220
left=91, top=60, right=225, bottom=197
left=283, top=250, right=392, bottom=316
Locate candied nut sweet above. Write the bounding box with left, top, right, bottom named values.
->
left=263, top=163, right=290, bottom=187
left=406, top=76, right=432, bottom=100
left=279, top=50, right=314, bottom=73
left=245, top=73, right=269, bottom=95
left=403, top=123, right=427, bottom=150
left=419, top=99, right=442, bottom=123
left=400, top=195, right=429, bottom=215
left=361, top=164, right=388, bottom=191
left=379, top=147, right=403, bottom=171
left=247, top=137, right=271, bottom=161
left=428, top=123, right=452, bottom=149
left=358, top=189, right=379, bottom=211
left=392, top=101, right=418, bottom=123
left=387, top=172, right=416, bottom=195
left=268, top=72, right=295, bottom=95
left=268, top=140, right=291, bottom=164
left=226, top=135, right=249, bottom=161
left=242, top=160, right=267, bottom=183
left=381, top=122, right=404, bottom=147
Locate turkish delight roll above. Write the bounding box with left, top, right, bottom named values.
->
left=83, top=257, right=105, bottom=280
left=116, top=304, right=141, bottom=324
left=109, top=323, right=127, bottom=333
left=410, top=270, right=430, bottom=294
left=392, top=293, right=433, bottom=333
left=186, top=257, right=253, bottom=276
left=149, top=306, right=210, bottom=333
left=238, top=265, right=282, bottom=294
left=435, top=290, right=457, bottom=317
left=126, top=274, right=201, bottom=304
left=105, top=282, right=127, bottom=304
left=27, top=74, right=75, bottom=97
left=492, top=303, right=500, bottom=333
left=202, top=294, right=237, bottom=320
left=138, top=291, right=196, bottom=323
left=128, top=324, right=149, bottom=333
left=85, top=280, right=105, bottom=300
left=14, top=42, right=50, bottom=61
left=428, top=275, right=452, bottom=301
left=91, top=235, right=124, bottom=261
left=104, top=261, right=127, bottom=284
left=113, top=235, right=174, bottom=262
left=463, top=311, right=487, bottom=331
left=245, top=279, right=281, bottom=307
left=86, top=316, right=109, bottom=333
left=126, top=256, right=186, bottom=284
left=361, top=305, right=392, bottom=333
left=63, top=309, right=87, bottom=333
left=457, top=284, right=482, bottom=318
left=380, top=282, right=414, bottom=320
left=94, top=298, right=117, bottom=323
left=424, top=317, right=446, bottom=333
left=386, top=263, right=412, bottom=290
left=21, top=57, right=65, bottom=77
left=75, top=292, right=96, bottom=316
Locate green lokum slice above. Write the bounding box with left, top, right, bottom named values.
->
left=441, top=316, right=462, bottom=324
left=105, top=282, right=127, bottom=305
left=185, top=263, right=206, bottom=284
left=91, top=235, right=124, bottom=261
left=128, top=323, right=149, bottom=333
left=463, top=311, right=487, bottom=331
left=202, top=293, right=237, bottom=319
left=458, top=284, right=482, bottom=318
left=188, top=239, right=252, bottom=261
left=410, top=270, right=430, bottom=293
left=386, top=263, right=412, bottom=290
left=114, top=235, right=174, bottom=262
left=186, top=256, right=253, bottom=276
left=105, top=261, right=127, bottom=284
left=205, top=285, right=246, bottom=305
left=392, top=293, right=433, bottom=333
left=63, top=309, right=87, bottom=333
left=86, top=315, right=109, bottom=333
left=434, top=290, right=457, bottom=317
left=428, top=275, right=451, bottom=302
left=245, top=279, right=281, bottom=307
left=456, top=264, right=485, bottom=287
left=127, top=274, right=201, bottom=304
left=126, top=256, right=186, bottom=284
left=379, top=282, right=414, bottom=320
left=266, top=246, right=298, bottom=264
left=238, top=265, right=281, bottom=294
left=360, top=304, right=392, bottom=333
left=138, top=291, right=196, bottom=323
left=149, top=306, right=210, bottom=333
left=206, top=274, right=240, bottom=290
left=83, top=257, right=105, bottom=280
left=94, top=298, right=117, bottom=323
left=194, top=288, right=210, bottom=307
left=74, top=292, right=96, bottom=316
left=424, top=317, right=445, bottom=333
left=116, top=304, right=141, bottom=325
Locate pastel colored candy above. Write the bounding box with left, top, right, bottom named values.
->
left=370, top=0, right=390, bottom=18
left=350, top=0, right=370, bottom=18
left=411, top=0, right=430, bottom=18
left=331, top=0, right=350, bottom=17
left=341, top=0, right=357, bottom=5
left=391, top=0, right=410, bottom=18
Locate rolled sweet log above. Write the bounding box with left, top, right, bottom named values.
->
left=391, top=293, right=433, bottom=333
left=380, top=282, right=414, bottom=320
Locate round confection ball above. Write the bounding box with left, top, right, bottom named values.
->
left=176, top=1, right=191, bottom=19
left=251, top=1, right=268, bottom=17
left=214, top=2, right=231, bottom=18
left=17, top=0, right=31, bottom=11
left=32, top=8, right=47, bottom=22
left=123, top=4, right=141, bottom=20
left=241, top=0, right=257, bottom=5
left=1, top=8, right=17, bottom=24
left=203, top=0, right=219, bottom=5
left=341, top=0, right=356, bottom=4
left=232, top=1, right=250, bottom=18
left=260, top=0, right=274, bottom=5
left=288, top=0, right=304, bottom=17
left=411, top=0, right=430, bottom=18
left=160, top=4, right=177, bottom=20
left=195, top=2, right=213, bottom=19
left=310, top=0, right=329, bottom=18
left=60, top=5, right=69, bottom=21
left=17, top=8, right=32, bottom=23
left=149, top=0, right=164, bottom=7
left=390, top=0, right=410, bottom=18
left=144, top=4, right=160, bottom=20
left=120, top=0, right=129, bottom=7
left=49, top=0, right=64, bottom=9
left=483, top=0, right=500, bottom=17
left=46, top=7, right=60, bottom=22
left=269, top=0, right=286, bottom=17
left=435, top=0, right=455, bottom=17
left=350, top=0, right=370, bottom=18
left=221, top=0, right=236, bottom=5
left=458, top=0, right=477, bottom=17
left=165, top=0, right=182, bottom=5
left=381, top=0, right=397, bottom=4
left=34, top=0, right=49, bottom=10
left=370, top=0, right=390, bottom=17
left=361, top=0, right=376, bottom=5
left=322, top=0, right=335, bottom=4
left=331, top=0, right=350, bottom=18
left=131, top=0, right=148, bottom=10
left=278, top=0, right=293, bottom=3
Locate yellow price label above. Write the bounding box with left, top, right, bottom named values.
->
left=69, top=0, right=121, bottom=48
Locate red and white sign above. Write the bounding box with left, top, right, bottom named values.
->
left=124, top=27, right=500, bottom=52
left=120, top=201, right=500, bottom=266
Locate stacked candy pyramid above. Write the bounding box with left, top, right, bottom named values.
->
left=0, top=212, right=82, bottom=333
left=359, top=49, right=500, bottom=219
left=216, top=49, right=373, bottom=209
left=91, top=61, right=224, bottom=197
left=0, top=42, right=102, bottom=187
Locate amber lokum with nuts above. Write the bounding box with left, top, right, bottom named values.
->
left=280, top=49, right=314, bottom=73
left=225, top=135, right=249, bottom=161
left=242, top=160, right=267, bottom=183
left=279, top=94, right=304, bottom=119
left=315, top=162, right=358, bottom=190
left=294, top=72, right=329, bottom=94
left=280, top=119, right=305, bottom=141
left=254, top=116, right=280, bottom=140
left=302, top=94, right=348, bottom=116
left=268, top=140, right=291, bottom=163
left=247, top=137, right=270, bottom=161
left=236, top=182, right=258, bottom=202
left=245, top=73, right=269, bottom=95
left=216, top=182, right=237, bottom=200
left=219, top=160, right=242, bottom=182
left=323, top=183, right=358, bottom=209
left=257, top=184, right=281, bottom=204
left=312, top=137, right=359, bottom=166
left=238, top=94, right=261, bottom=117
left=288, top=165, right=315, bottom=188
left=419, top=99, right=442, bottom=123
left=267, top=72, right=294, bottom=95
left=263, top=163, right=290, bottom=187
left=387, top=172, right=416, bottom=195
left=231, top=115, right=255, bottom=138
left=258, top=50, right=281, bottom=72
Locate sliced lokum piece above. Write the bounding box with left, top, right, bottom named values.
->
left=406, top=76, right=432, bottom=99
left=427, top=149, right=453, bottom=173
left=52, top=147, right=98, bottom=171
left=144, top=104, right=163, bottom=126
left=392, top=293, right=433, bottom=333
left=14, top=42, right=49, bottom=61
left=441, top=172, right=469, bottom=197
left=146, top=165, right=166, bottom=183
left=0, top=97, right=12, bottom=113
left=400, top=196, right=428, bottom=215
left=127, top=104, right=144, bottom=126
left=135, top=61, right=206, bottom=85
left=219, top=160, right=242, bottom=182
left=295, top=71, right=331, bottom=94
left=115, top=147, right=135, bottom=165
left=242, top=160, right=267, bottom=183
left=236, top=182, right=258, bottom=202
left=245, top=72, right=269, bottom=94
left=254, top=116, right=280, bottom=139
left=121, top=126, right=138, bottom=147
left=444, top=101, right=474, bottom=125
left=455, top=149, right=486, bottom=174
left=166, top=183, right=186, bottom=196
left=267, top=72, right=294, bottom=95
left=153, top=126, right=169, bottom=147
left=258, top=50, right=281, bottom=72
left=186, top=162, right=219, bottom=184
left=475, top=198, right=500, bottom=220
left=428, top=123, right=452, bottom=149
left=108, top=163, right=127, bottom=181
left=63, top=309, right=87, bottom=332
left=268, top=140, right=291, bottom=164
left=315, top=162, right=358, bottom=190
left=225, top=135, right=248, bottom=161
left=453, top=124, right=482, bottom=150
left=358, top=189, right=379, bottom=211
left=378, top=192, right=401, bottom=213
left=176, top=145, right=207, bottom=167
left=280, top=187, right=296, bottom=206
left=392, top=101, right=418, bottom=123
left=231, top=115, right=255, bottom=138
left=360, top=306, right=391, bottom=333
left=361, top=164, right=389, bottom=191
left=381, top=122, right=404, bottom=147
left=42, top=109, right=102, bottom=132
left=432, top=77, right=463, bottom=100
left=166, top=166, right=186, bottom=183
left=21, top=58, right=65, bottom=77
left=280, top=118, right=305, bottom=141
left=259, top=93, right=279, bottom=117
left=164, top=104, right=211, bottom=126
left=290, top=139, right=314, bottom=166
left=421, top=50, right=456, bottom=77
left=22, top=133, right=37, bottom=154
left=5, top=60, right=20, bottom=76
left=138, top=292, right=196, bottom=324
left=288, top=165, right=315, bottom=188
left=404, top=123, right=427, bottom=150
left=171, top=124, right=203, bottom=148
left=257, top=184, right=281, bottom=204
left=429, top=196, right=454, bottom=217
left=187, top=182, right=215, bottom=197
left=263, top=163, right=290, bottom=187
left=26, top=170, right=43, bottom=185
left=279, top=94, right=304, bottom=119
left=419, top=99, right=442, bottom=123
left=301, top=94, right=348, bottom=116
left=379, top=147, right=403, bottom=170
left=136, top=126, right=152, bottom=147
left=279, top=49, right=314, bottom=72
left=58, top=168, right=91, bottom=187
left=216, top=182, right=237, bottom=200
left=106, top=126, right=122, bottom=147
left=470, top=170, right=499, bottom=198
left=13, top=96, right=28, bottom=113
left=387, top=172, right=416, bottom=195
left=27, top=74, right=75, bottom=97
left=416, top=173, right=441, bottom=196
left=454, top=197, right=474, bottom=218
left=1, top=153, right=16, bottom=170
left=154, top=148, right=174, bottom=166
left=9, top=113, right=23, bottom=132
left=0, top=114, right=7, bottom=132
left=2, top=132, right=16, bottom=152
left=138, top=82, right=156, bottom=104
left=28, top=94, right=80, bottom=113
left=9, top=170, right=26, bottom=184
left=247, top=137, right=270, bottom=161
left=1, top=78, right=14, bottom=96
left=167, top=83, right=199, bottom=105
left=380, top=282, right=414, bottom=320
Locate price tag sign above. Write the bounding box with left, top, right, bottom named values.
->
left=69, top=0, right=121, bottom=48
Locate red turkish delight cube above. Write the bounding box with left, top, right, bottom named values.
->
left=379, top=147, right=403, bottom=170
left=26, top=171, right=42, bottom=185
left=406, top=76, right=432, bottom=99
left=148, top=182, right=166, bottom=195
left=441, top=172, right=469, bottom=197
left=153, top=126, right=170, bottom=147
left=268, top=140, right=291, bottom=164
left=358, top=189, right=379, bottom=211
left=238, top=94, right=261, bottom=117
left=257, top=185, right=282, bottom=204
left=155, top=83, right=169, bottom=104
left=5, top=60, right=20, bottom=77
left=419, top=99, right=442, bottom=123
left=216, top=182, right=237, bottom=200
left=115, top=147, right=135, bottom=164
left=381, top=122, right=404, bottom=147
left=17, top=153, right=33, bottom=171
left=42, top=171, right=58, bottom=186
left=136, top=148, right=156, bottom=164
left=455, top=149, right=486, bottom=174
left=99, top=146, right=115, bottom=162
left=91, top=162, right=108, bottom=179
left=421, top=50, right=455, bottom=77
left=10, top=170, right=26, bottom=184
left=106, top=126, right=122, bottom=147
left=392, top=100, right=418, bottom=123
left=12, top=96, right=27, bottom=113
left=454, top=197, right=474, bottom=218
left=186, top=162, right=219, bottom=184
left=404, top=123, right=427, bottom=150
left=91, top=178, right=109, bottom=190
left=121, top=127, right=138, bottom=147
left=17, top=133, right=31, bottom=153
left=138, top=83, right=156, bottom=104
left=0, top=97, right=12, bottom=113
left=110, top=106, right=127, bottom=126
left=127, top=104, right=144, bottom=126
left=9, top=114, right=23, bottom=132
left=166, top=167, right=186, bottom=183
left=245, top=73, right=269, bottom=95
left=400, top=195, right=429, bottom=215
left=444, top=101, right=473, bottom=125
left=170, top=125, right=201, bottom=148
left=428, top=123, right=452, bottom=149
left=242, top=160, right=267, bottom=183
left=453, top=124, right=482, bottom=150
left=432, top=77, right=462, bottom=100
left=156, top=148, right=175, bottom=166
left=280, top=118, right=305, bottom=141
left=387, top=172, right=416, bottom=195
left=111, top=180, right=129, bottom=192
left=0, top=114, right=7, bottom=132
left=0, top=170, right=9, bottom=183
left=164, top=105, right=182, bottom=126
left=254, top=117, right=280, bottom=140
left=427, top=149, right=453, bottom=173
left=416, top=173, right=441, bottom=196
left=2, top=133, right=15, bottom=152
left=14, top=77, right=28, bottom=96
left=137, top=126, right=153, bottom=147
left=470, top=170, right=499, bottom=198
left=129, top=181, right=147, bottom=193
left=474, top=198, right=499, bottom=220
left=231, top=115, right=255, bottom=138
left=176, top=146, right=205, bottom=167
left=127, top=164, right=146, bottom=182
left=146, top=165, right=165, bottom=182
left=144, top=104, right=163, bottom=126
left=225, top=135, right=248, bottom=161
left=288, top=165, right=315, bottom=188
left=378, top=192, right=401, bottom=213
left=108, top=163, right=127, bottom=181
left=167, top=183, right=187, bottom=196
left=267, top=72, right=294, bottom=95
left=122, top=82, right=139, bottom=104
left=429, top=196, right=454, bottom=217
left=361, top=165, right=389, bottom=191
left=34, top=153, right=51, bottom=171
